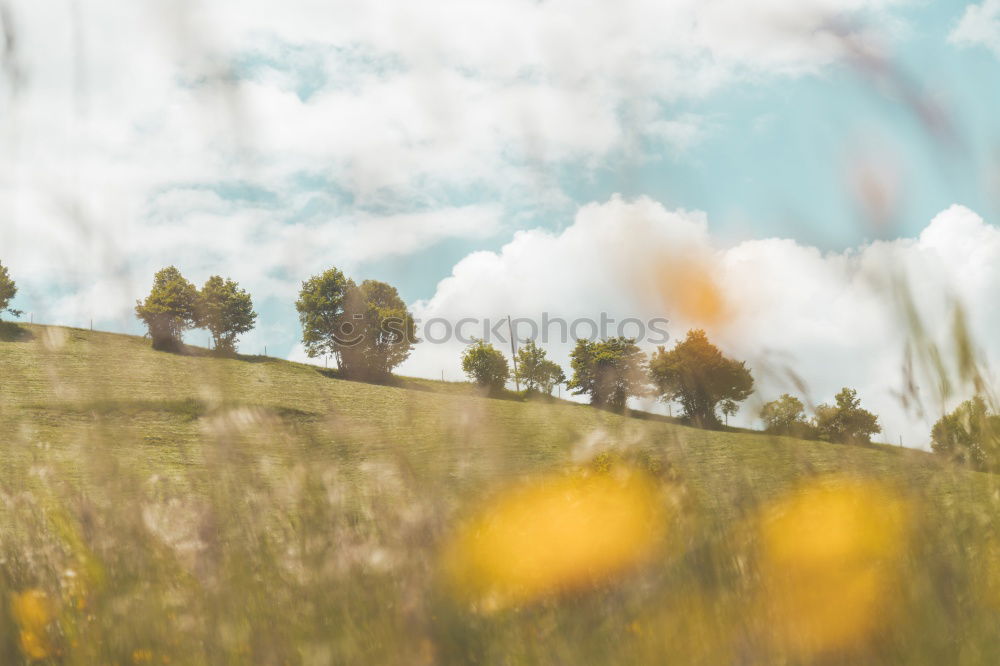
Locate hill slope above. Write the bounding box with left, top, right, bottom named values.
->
left=0, top=324, right=973, bottom=508
left=2, top=323, right=999, bottom=664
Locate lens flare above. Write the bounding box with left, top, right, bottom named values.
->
left=442, top=469, right=668, bottom=610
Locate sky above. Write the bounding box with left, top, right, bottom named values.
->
left=3, top=0, right=1000, bottom=447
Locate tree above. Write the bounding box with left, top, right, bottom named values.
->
left=567, top=337, right=648, bottom=412
left=296, top=268, right=355, bottom=372
left=135, top=267, right=200, bottom=351
left=197, top=276, right=257, bottom=354
left=720, top=399, right=738, bottom=426
left=297, top=270, right=417, bottom=380
left=647, top=329, right=754, bottom=428
left=538, top=360, right=566, bottom=396
left=514, top=340, right=564, bottom=395
left=760, top=393, right=817, bottom=438
left=0, top=261, right=22, bottom=319
left=814, top=388, right=881, bottom=445
left=347, top=280, right=418, bottom=380
left=461, top=339, right=509, bottom=393
left=931, top=396, right=1000, bottom=471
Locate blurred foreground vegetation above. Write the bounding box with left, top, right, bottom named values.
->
left=3, top=324, right=1000, bottom=664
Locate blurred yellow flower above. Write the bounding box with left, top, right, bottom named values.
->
left=656, top=259, right=728, bottom=327
left=11, top=589, right=55, bottom=660
left=19, top=630, right=50, bottom=661
left=443, top=469, right=668, bottom=610
left=757, top=478, right=909, bottom=657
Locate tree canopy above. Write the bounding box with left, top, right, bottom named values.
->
left=0, top=261, right=21, bottom=319
left=296, top=267, right=354, bottom=369
left=198, top=276, right=257, bottom=354
left=760, top=393, right=816, bottom=438
left=931, top=396, right=1000, bottom=471
left=462, top=339, right=509, bottom=392
left=567, top=337, right=648, bottom=412
left=720, top=399, right=739, bottom=426
left=346, top=279, right=418, bottom=380
left=537, top=360, right=566, bottom=396
left=814, top=387, right=881, bottom=445
left=296, top=270, right=417, bottom=380
left=514, top=339, right=565, bottom=395
left=648, top=329, right=753, bottom=428
left=135, top=267, right=200, bottom=351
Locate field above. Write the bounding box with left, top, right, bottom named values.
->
left=3, top=323, right=1000, bottom=664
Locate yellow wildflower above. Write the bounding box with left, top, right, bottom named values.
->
left=443, top=469, right=668, bottom=610
left=757, top=477, right=910, bottom=657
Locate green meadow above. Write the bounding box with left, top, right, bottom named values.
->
left=3, top=323, right=1000, bottom=664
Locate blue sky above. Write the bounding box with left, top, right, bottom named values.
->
left=348, top=0, right=1000, bottom=302
left=5, top=0, right=1000, bottom=445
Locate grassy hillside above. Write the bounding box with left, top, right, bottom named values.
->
left=2, top=323, right=1000, bottom=664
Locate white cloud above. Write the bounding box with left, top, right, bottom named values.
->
left=949, top=0, right=1000, bottom=54
left=0, top=0, right=913, bottom=350
left=0, top=178, right=501, bottom=334
left=644, top=115, right=709, bottom=154
left=0, top=0, right=910, bottom=219
left=399, top=197, right=1000, bottom=449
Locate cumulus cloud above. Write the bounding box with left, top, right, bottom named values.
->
left=399, top=196, right=1000, bottom=448
left=949, top=0, right=1000, bottom=55
left=0, top=0, right=913, bottom=353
